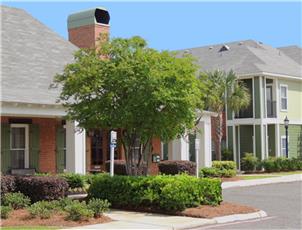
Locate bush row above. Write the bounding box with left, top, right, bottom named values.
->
left=88, top=174, right=222, bottom=211
left=199, top=161, right=237, bottom=178
left=1, top=193, right=110, bottom=220
left=241, top=153, right=302, bottom=172
left=0, top=176, right=69, bottom=202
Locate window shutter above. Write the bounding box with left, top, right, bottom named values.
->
left=1, top=123, right=11, bottom=174
left=29, top=124, right=40, bottom=171
left=56, top=126, right=65, bottom=173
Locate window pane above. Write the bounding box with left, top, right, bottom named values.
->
left=11, top=150, right=25, bottom=168
left=281, top=98, right=287, bottom=110
left=11, top=127, right=25, bottom=149
left=281, top=87, right=287, bottom=97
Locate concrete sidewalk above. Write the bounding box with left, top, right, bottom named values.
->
left=222, top=173, right=302, bottom=189
left=68, top=209, right=267, bottom=230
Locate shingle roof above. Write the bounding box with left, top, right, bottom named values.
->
left=177, top=40, right=302, bottom=79
left=1, top=5, right=78, bottom=105
left=278, top=45, right=302, bottom=65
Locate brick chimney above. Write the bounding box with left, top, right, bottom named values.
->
left=67, top=7, right=110, bottom=48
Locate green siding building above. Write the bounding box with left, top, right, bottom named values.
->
left=179, top=40, right=302, bottom=169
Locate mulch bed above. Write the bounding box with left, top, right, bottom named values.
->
left=221, top=176, right=242, bottom=182
left=114, top=201, right=258, bottom=219
left=180, top=202, right=258, bottom=218
left=0, top=209, right=111, bottom=228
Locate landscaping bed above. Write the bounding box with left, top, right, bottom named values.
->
left=1, top=209, right=111, bottom=228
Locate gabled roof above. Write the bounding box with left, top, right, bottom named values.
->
left=1, top=5, right=78, bottom=105
left=177, top=40, right=302, bottom=79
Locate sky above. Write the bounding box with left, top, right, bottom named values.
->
left=2, top=1, right=302, bottom=51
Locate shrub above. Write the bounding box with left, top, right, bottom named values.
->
left=212, top=161, right=236, bottom=170
left=56, top=197, right=74, bottom=210
left=16, top=176, right=69, bottom=202
left=0, top=206, right=12, bottom=219
left=262, top=157, right=280, bottom=172
left=87, top=198, right=110, bottom=218
left=58, top=173, right=85, bottom=189
left=28, top=201, right=57, bottom=219
left=158, top=160, right=196, bottom=176
left=0, top=176, right=16, bottom=197
left=2, top=192, right=31, bottom=209
left=88, top=174, right=222, bottom=211
left=241, top=153, right=258, bottom=172
left=65, top=200, right=93, bottom=221
left=200, top=161, right=236, bottom=178
left=105, top=160, right=127, bottom=175
left=222, top=149, right=233, bottom=161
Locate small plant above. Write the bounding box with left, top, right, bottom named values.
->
left=28, top=201, right=55, bottom=219
left=58, top=173, right=85, bottom=189
left=2, top=192, right=31, bottom=209
left=222, top=149, right=233, bottom=161
left=87, top=198, right=110, bottom=218
left=0, top=205, right=12, bottom=219
left=241, top=153, right=258, bottom=172
left=65, top=200, right=93, bottom=221
left=56, top=197, right=74, bottom=210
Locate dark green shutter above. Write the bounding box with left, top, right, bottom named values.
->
left=56, top=126, right=65, bottom=173
left=29, top=124, right=40, bottom=171
left=1, top=123, right=11, bottom=174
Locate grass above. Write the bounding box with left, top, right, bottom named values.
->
left=238, top=170, right=302, bottom=180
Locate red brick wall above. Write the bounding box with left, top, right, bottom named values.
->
left=211, top=112, right=227, bottom=159
left=32, top=118, right=57, bottom=173
left=68, top=24, right=109, bottom=48
left=1, top=116, right=58, bottom=173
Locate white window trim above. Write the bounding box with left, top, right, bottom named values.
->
left=10, top=124, right=29, bottom=168
left=280, top=135, right=289, bottom=158
left=280, top=84, right=288, bottom=112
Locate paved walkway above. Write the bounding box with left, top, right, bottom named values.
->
left=222, top=173, right=302, bottom=189
left=70, top=210, right=215, bottom=229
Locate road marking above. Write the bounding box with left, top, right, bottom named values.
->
left=195, top=216, right=276, bottom=229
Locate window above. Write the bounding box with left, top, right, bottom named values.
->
left=280, top=85, right=288, bottom=111
left=281, top=136, right=289, bottom=157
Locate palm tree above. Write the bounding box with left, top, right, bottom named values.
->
left=200, top=70, right=250, bottom=160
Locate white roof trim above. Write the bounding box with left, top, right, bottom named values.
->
left=238, top=72, right=302, bottom=81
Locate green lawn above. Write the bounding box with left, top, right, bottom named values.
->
left=238, top=171, right=302, bottom=180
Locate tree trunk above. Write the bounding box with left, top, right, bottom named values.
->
left=216, top=112, right=223, bottom=161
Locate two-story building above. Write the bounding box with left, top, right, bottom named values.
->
left=181, top=40, right=302, bottom=168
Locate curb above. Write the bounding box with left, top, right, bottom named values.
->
left=222, top=174, right=302, bottom=189
left=212, top=210, right=267, bottom=224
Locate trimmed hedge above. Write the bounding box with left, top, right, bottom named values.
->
left=58, top=173, right=86, bottom=189
left=200, top=161, right=237, bottom=178
left=158, top=160, right=196, bottom=176
left=0, top=175, right=16, bottom=197
left=262, top=157, right=302, bottom=172
left=88, top=174, right=222, bottom=211
left=16, top=176, right=69, bottom=202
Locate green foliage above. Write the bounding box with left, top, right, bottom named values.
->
left=0, top=205, right=12, bottom=219
left=261, top=157, right=302, bottom=172
left=87, top=198, right=110, bottom=218
left=222, top=149, right=233, bottom=161
left=88, top=174, right=222, bottom=211
left=200, top=70, right=250, bottom=160
left=65, top=201, right=93, bottom=221
left=56, top=197, right=74, bottom=210
left=2, top=192, right=31, bottom=209
left=241, top=153, right=259, bottom=172
left=34, top=172, right=51, bottom=177
left=55, top=36, right=204, bottom=175
left=200, top=161, right=237, bottom=178
left=58, top=173, right=85, bottom=189
left=27, top=201, right=57, bottom=219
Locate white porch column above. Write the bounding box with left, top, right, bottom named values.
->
left=169, top=135, right=189, bottom=160
left=66, top=121, right=86, bottom=174
left=197, top=116, right=212, bottom=169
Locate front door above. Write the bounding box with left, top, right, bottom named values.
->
left=91, top=130, right=103, bottom=169
left=10, top=124, right=29, bottom=169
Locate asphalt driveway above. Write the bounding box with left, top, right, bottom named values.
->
left=197, top=181, right=302, bottom=229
